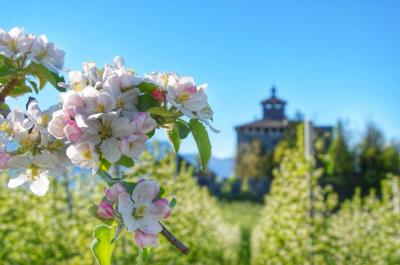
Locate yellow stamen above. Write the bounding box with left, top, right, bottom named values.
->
left=82, top=149, right=92, bottom=160
left=176, top=92, right=190, bottom=103
left=132, top=205, right=147, bottom=219
left=96, top=104, right=106, bottom=113
left=0, top=121, right=12, bottom=134
left=29, top=164, right=40, bottom=181
left=99, top=124, right=112, bottom=139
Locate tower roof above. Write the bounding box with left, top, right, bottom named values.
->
left=261, top=86, right=286, bottom=105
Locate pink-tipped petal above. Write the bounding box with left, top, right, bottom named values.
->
left=135, top=230, right=158, bottom=248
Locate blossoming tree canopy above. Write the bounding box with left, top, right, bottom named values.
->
left=0, top=27, right=218, bottom=265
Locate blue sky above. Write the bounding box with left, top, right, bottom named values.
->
left=2, top=0, right=400, bottom=158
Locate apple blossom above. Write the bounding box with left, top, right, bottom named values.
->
left=0, top=27, right=31, bottom=59
left=29, top=34, right=65, bottom=72
left=7, top=152, right=61, bottom=196
left=66, top=141, right=99, bottom=172
left=118, top=179, right=171, bottom=234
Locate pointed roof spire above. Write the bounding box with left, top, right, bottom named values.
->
left=271, top=86, right=276, bottom=98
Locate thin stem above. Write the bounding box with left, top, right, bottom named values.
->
left=160, top=223, right=190, bottom=255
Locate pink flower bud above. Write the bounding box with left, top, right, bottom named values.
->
left=96, top=201, right=114, bottom=219
left=64, top=119, right=82, bottom=142
left=135, top=230, right=158, bottom=248
left=105, top=183, right=126, bottom=202
left=151, top=198, right=172, bottom=219
left=0, top=150, right=10, bottom=169
left=151, top=90, right=166, bottom=102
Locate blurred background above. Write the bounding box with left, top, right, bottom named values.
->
left=1, top=1, right=400, bottom=264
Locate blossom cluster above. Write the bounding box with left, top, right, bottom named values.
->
left=0, top=27, right=64, bottom=72
left=97, top=180, right=171, bottom=248
left=0, top=100, right=69, bottom=196
left=48, top=56, right=157, bottom=172
left=0, top=26, right=217, bottom=256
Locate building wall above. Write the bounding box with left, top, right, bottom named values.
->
left=237, top=128, right=285, bottom=153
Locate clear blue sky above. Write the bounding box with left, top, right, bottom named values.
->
left=2, top=0, right=400, bottom=158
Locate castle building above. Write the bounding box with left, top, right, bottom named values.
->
left=235, top=87, right=332, bottom=153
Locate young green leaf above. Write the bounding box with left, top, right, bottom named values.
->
left=147, top=106, right=179, bottom=118
left=91, top=225, right=115, bottom=265
left=136, top=82, right=157, bottom=93
left=169, top=198, right=177, bottom=208
left=189, top=119, right=211, bottom=171
left=117, top=155, right=135, bottom=168
left=137, top=93, right=160, bottom=112
left=167, top=125, right=181, bottom=153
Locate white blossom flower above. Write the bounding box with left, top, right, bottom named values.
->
left=29, top=34, right=65, bottom=72
left=82, top=86, right=115, bottom=115
left=118, top=180, right=171, bottom=234
left=66, top=141, right=99, bottom=172
left=81, top=112, right=133, bottom=163
left=7, top=152, right=60, bottom=196
left=0, top=27, right=31, bottom=59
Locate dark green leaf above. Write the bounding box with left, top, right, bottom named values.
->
left=9, top=81, right=32, bottom=97
left=189, top=119, right=212, bottom=171
left=27, top=63, right=66, bottom=92
left=143, top=248, right=151, bottom=261
left=146, top=129, right=155, bottom=138
left=122, top=181, right=136, bottom=194
left=28, top=80, right=39, bottom=93
left=117, top=155, right=135, bottom=168
left=137, top=93, right=160, bottom=112
left=176, top=119, right=191, bottom=139
left=91, top=225, right=115, bottom=265
left=167, top=125, right=181, bottom=153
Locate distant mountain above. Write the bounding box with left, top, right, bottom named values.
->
left=180, top=154, right=235, bottom=179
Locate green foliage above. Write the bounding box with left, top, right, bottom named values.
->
left=189, top=119, right=212, bottom=171
left=167, top=124, right=181, bottom=152
left=251, top=150, right=338, bottom=265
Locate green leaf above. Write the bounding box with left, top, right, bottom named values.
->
left=147, top=106, right=179, bottom=118
left=169, top=198, right=177, bottom=208
left=176, top=119, right=191, bottom=139
left=0, top=103, right=10, bottom=112
left=117, top=155, right=135, bottom=168
left=91, top=225, right=115, bottom=265
left=28, top=80, right=39, bottom=94
left=167, top=124, right=181, bottom=153
left=143, top=248, right=151, bottom=261
left=136, top=82, right=157, bottom=93
left=27, top=63, right=66, bottom=92
left=122, top=181, right=136, bottom=194
left=146, top=129, right=155, bottom=138
left=189, top=119, right=212, bottom=171
left=100, top=157, right=111, bottom=172
left=155, top=187, right=166, bottom=200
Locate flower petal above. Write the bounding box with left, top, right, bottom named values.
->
left=8, top=174, right=28, bottom=188
left=29, top=174, right=49, bottom=196
left=138, top=216, right=162, bottom=234
left=131, top=180, right=160, bottom=205
left=135, top=230, right=158, bottom=248
left=118, top=192, right=135, bottom=215
left=100, top=138, right=121, bottom=163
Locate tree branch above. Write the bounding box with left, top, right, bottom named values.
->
left=0, top=77, right=19, bottom=103
left=160, top=223, right=190, bottom=255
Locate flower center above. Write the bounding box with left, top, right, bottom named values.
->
left=72, top=82, right=84, bottom=92
left=9, top=40, right=18, bottom=53
left=132, top=205, right=147, bottom=220
left=116, top=97, right=124, bottom=108
left=37, top=49, right=48, bottom=60
left=38, top=114, right=50, bottom=127
left=96, top=103, right=106, bottom=113
left=176, top=92, right=190, bottom=103
left=28, top=164, right=40, bottom=181
left=0, top=121, right=12, bottom=134
left=47, top=140, right=64, bottom=151
left=99, top=124, right=112, bottom=139
left=82, top=149, right=92, bottom=160
left=161, top=73, right=169, bottom=87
